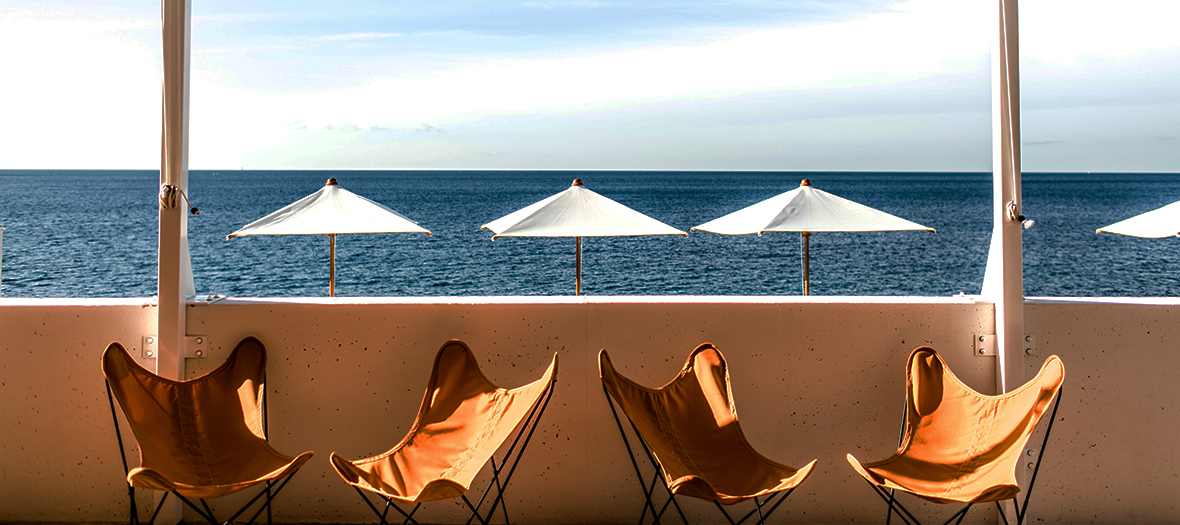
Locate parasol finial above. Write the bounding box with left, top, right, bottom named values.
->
left=571, top=178, right=584, bottom=187
left=326, top=178, right=339, bottom=186
left=800, top=179, right=812, bottom=187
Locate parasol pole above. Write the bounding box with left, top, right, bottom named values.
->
left=799, top=180, right=813, bottom=296
left=329, top=233, right=336, bottom=297
left=575, top=236, right=582, bottom=296
left=801, top=232, right=811, bottom=295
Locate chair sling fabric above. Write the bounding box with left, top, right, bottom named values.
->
left=847, top=347, right=1065, bottom=525
left=330, top=339, right=558, bottom=525
left=102, top=337, right=314, bottom=525
left=599, top=343, right=816, bottom=525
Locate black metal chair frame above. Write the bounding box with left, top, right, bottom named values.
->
left=603, top=385, right=800, bottom=525
left=861, top=388, right=1064, bottom=525
left=105, top=379, right=305, bottom=525
left=349, top=379, right=557, bottom=525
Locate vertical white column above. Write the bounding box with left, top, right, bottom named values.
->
left=157, top=1, right=192, bottom=521
left=983, top=0, right=1024, bottom=394
left=989, top=0, right=1024, bottom=394
left=984, top=0, right=1026, bottom=518
left=159, top=0, right=193, bottom=381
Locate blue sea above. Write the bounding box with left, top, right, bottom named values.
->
left=2, top=170, right=1179, bottom=298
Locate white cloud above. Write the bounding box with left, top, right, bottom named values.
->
left=313, top=32, right=403, bottom=42
left=0, top=10, right=160, bottom=168
left=1020, top=0, right=1180, bottom=66
left=4, top=0, right=1178, bottom=170
left=190, top=0, right=993, bottom=130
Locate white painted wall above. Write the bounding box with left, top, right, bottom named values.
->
left=1, top=297, right=1176, bottom=524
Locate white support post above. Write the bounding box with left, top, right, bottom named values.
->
left=983, top=0, right=1026, bottom=519
left=157, top=1, right=193, bottom=522
left=982, top=0, right=1025, bottom=394
left=159, top=0, right=194, bottom=379
left=989, top=0, right=1024, bottom=395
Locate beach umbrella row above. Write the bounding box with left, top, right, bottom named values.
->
left=1097, top=200, right=1180, bottom=238
left=481, top=178, right=687, bottom=295
left=692, top=179, right=934, bottom=295
left=227, top=178, right=430, bottom=296
left=227, top=177, right=933, bottom=296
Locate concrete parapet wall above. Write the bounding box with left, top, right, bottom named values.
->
left=1, top=297, right=1176, bottom=524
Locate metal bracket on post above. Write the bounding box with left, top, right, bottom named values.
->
left=1024, top=446, right=1040, bottom=472
left=976, top=333, right=1035, bottom=357
left=1023, top=334, right=1036, bottom=356
left=974, top=334, right=998, bottom=356
left=185, top=336, right=207, bottom=358
left=142, top=336, right=207, bottom=360
left=142, top=336, right=158, bottom=359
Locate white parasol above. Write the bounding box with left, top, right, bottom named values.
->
left=482, top=178, right=686, bottom=295
left=228, top=178, right=430, bottom=296
left=692, top=179, right=934, bottom=295
left=1097, top=200, right=1180, bottom=238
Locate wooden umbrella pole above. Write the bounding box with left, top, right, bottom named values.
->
left=329, top=233, right=336, bottom=297
left=801, top=232, right=811, bottom=296
left=575, top=236, right=582, bottom=296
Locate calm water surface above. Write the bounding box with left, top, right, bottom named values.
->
left=1, top=170, right=1179, bottom=298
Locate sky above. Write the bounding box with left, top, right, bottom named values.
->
left=0, top=0, right=1177, bottom=172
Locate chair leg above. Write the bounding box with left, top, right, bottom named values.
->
left=606, top=385, right=804, bottom=525
left=466, top=456, right=513, bottom=525
left=653, top=491, right=677, bottom=524
left=382, top=499, right=421, bottom=525
left=941, top=504, right=972, bottom=525
left=399, top=502, right=422, bottom=525
left=604, top=387, right=664, bottom=524
left=1014, top=387, right=1064, bottom=525
left=200, top=498, right=217, bottom=522
left=458, top=382, right=556, bottom=525
left=739, top=489, right=795, bottom=525
left=860, top=479, right=920, bottom=525
left=107, top=381, right=142, bottom=525
left=165, top=467, right=305, bottom=525
left=463, top=494, right=492, bottom=525
left=490, top=457, right=511, bottom=525
left=754, top=488, right=794, bottom=524
left=143, top=490, right=168, bottom=525
left=239, top=466, right=304, bottom=524
left=860, top=478, right=983, bottom=525
left=171, top=492, right=218, bottom=524
left=714, top=488, right=796, bottom=525
left=352, top=487, right=421, bottom=525
left=633, top=452, right=691, bottom=525
left=125, top=485, right=138, bottom=525
left=630, top=422, right=689, bottom=525
left=996, top=501, right=1012, bottom=525
left=639, top=472, right=661, bottom=524
left=712, top=501, right=738, bottom=525
left=666, top=493, right=689, bottom=524
left=382, top=497, right=393, bottom=525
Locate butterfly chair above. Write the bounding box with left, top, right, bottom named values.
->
left=846, top=347, right=1064, bottom=525
left=599, top=343, right=817, bottom=525
left=102, top=337, right=314, bottom=525
left=330, top=340, right=558, bottom=525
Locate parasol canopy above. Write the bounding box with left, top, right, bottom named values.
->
left=228, top=178, right=430, bottom=296
left=692, top=179, right=934, bottom=295
left=1096, top=200, right=1180, bottom=238
left=482, top=178, right=686, bottom=294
